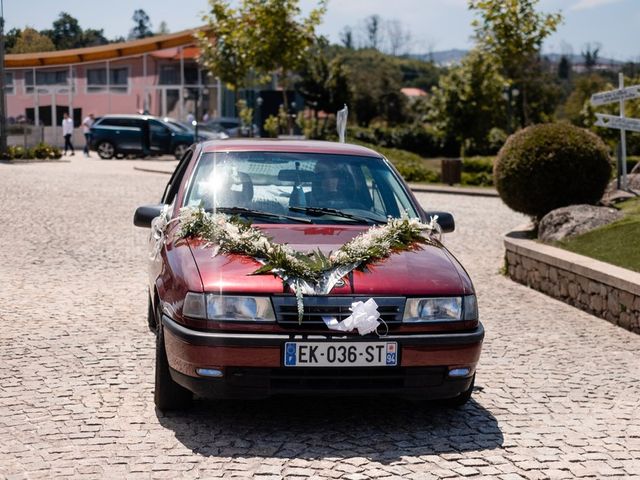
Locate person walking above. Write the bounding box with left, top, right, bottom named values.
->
left=62, top=112, right=75, bottom=156
left=82, top=113, right=95, bottom=157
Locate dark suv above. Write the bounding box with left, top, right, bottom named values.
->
left=90, top=114, right=195, bottom=159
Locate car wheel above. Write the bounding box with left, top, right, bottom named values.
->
left=445, top=374, right=475, bottom=407
left=173, top=144, right=187, bottom=160
left=155, top=312, right=193, bottom=411
left=97, top=141, right=115, bottom=159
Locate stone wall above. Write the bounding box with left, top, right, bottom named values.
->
left=505, top=233, right=640, bottom=334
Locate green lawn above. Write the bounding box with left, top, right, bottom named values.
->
left=557, top=197, right=640, bottom=273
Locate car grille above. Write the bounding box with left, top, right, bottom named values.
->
left=271, top=296, right=405, bottom=330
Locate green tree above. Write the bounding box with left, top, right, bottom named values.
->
left=582, top=43, right=600, bottom=72
left=428, top=49, right=508, bottom=155
left=198, top=0, right=257, bottom=107
left=248, top=0, right=326, bottom=119
left=129, top=9, right=153, bottom=39
left=561, top=73, right=607, bottom=126
left=42, top=12, right=83, bottom=50
left=339, top=49, right=407, bottom=126
left=81, top=28, right=108, bottom=47
left=157, top=21, right=170, bottom=35
left=469, top=0, right=562, bottom=127
left=557, top=55, right=571, bottom=80
left=10, top=28, right=55, bottom=53
left=296, top=39, right=351, bottom=136
left=340, top=26, right=354, bottom=49
left=364, top=14, right=382, bottom=50
left=5, top=28, right=22, bottom=51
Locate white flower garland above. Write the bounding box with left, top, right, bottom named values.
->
left=174, top=206, right=442, bottom=322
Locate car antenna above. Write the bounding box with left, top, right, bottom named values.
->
left=337, top=104, right=348, bottom=143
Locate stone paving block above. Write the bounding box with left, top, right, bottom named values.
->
left=0, top=159, right=638, bottom=479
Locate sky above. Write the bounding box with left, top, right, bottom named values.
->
left=3, top=0, right=639, bottom=61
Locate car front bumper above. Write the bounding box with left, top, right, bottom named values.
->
left=162, top=315, right=484, bottom=400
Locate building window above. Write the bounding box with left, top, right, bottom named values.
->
left=4, top=73, right=13, bottom=94
left=86, top=67, right=128, bottom=93
left=25, top=70, right=69, bottom=92
left=159, top=63, right=200, bottom=85
left=159, top=65, right=179, bottom=85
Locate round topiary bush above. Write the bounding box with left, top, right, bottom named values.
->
left=494, top=123, right=612, bottom=219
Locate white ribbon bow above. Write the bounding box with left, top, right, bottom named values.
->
left=322, top=298, right=381, bottom=336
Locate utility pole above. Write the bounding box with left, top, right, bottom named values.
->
left=0, top=0, right=8, bottom=155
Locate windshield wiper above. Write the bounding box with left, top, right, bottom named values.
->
left=288, top=206, right=385, bottom=224
left=212, top=206, right=312, bottom=223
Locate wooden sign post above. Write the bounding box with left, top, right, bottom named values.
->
left=591, top=73, right=640, bottom=190
left=591, top=74, right=640, bottom=190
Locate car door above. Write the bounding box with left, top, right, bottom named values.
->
left=149, top=119, right=173, bottom=154
left=149, top=146, right=196, bottom=290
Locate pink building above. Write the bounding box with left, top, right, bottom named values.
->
left=4, top=29, right=230, bottom=130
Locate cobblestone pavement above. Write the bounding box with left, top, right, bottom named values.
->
left=1, top=157, right=639, bottom=479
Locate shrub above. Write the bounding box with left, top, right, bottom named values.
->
left=352, top=140, right=438, bottom=183
left=2, top=143, right=62, bottom=160
left=8, top=145, right=27, bottom=159
left=461, top=171, right=493, bottom=187
left=352, top=124, right=443, bottom=158
left=462, top=156, right=494, bottom=174
left=494, top=123, right=612, bottom=219
left=263, top=115, right=279, bottom=138
left=394, top=161, right=440, bottom=183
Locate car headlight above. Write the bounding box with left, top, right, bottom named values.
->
left=182, top=292, right=275, bottom=321
left=403, top=295, right=477, bottom=322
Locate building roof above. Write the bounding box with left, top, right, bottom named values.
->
left=4, top=29, right=200, bottom=68
left=201, top=139, right=383, bottom=158
left=400, top=87, right=428, bottom=97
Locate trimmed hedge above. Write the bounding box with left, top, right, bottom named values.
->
left=1, top=143, right=63, bottom=161
left=460, top=156, right=495, bottom=186
left=352, top=125, right=453, bottom=157
left=352, top=140, right=440, bottom=183
left=495, top=123, right=612, bottom=219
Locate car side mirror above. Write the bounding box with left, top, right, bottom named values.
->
left=424, top=210, right=455, bottom=233
left=134, top=204, right=165, bottom=228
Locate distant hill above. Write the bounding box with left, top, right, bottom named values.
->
left=412, top=50, right=624, bottom=67
left=411, top=49, right=468, bottom=65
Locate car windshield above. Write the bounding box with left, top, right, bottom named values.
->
left=183, top=151, right=419, bottom=223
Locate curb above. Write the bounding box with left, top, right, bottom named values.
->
left=504, top=230, right=640, bottom=333
left=134, top=166, right=174, bottom=175
left=408, top=183, right=498, bottom=197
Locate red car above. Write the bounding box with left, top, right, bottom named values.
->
left=134, top=140, right=483, bottom=411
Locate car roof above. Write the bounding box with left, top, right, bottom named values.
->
left=98, top=114, right=161, bottom=120
left=199, top=139, right=383, bottom=158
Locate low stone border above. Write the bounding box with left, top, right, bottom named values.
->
left=504, top=229, right=640, bottom=333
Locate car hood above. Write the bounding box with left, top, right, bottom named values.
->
left=186, top=224, right=470, bottom=296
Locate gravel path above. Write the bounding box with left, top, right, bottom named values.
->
left=1, top=157, right=639, bottom=479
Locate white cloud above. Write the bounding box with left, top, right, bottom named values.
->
left=570, top=0, right=625, bottom=11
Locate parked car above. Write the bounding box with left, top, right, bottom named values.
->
left=162, top=117, right=229, bottom=142
left=134, top=139, right=483, bottom=411
left=90, top=114, right=194, bottom=160
left=204, top=116, right=258, bottom=137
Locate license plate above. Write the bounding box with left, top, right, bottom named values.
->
left=283, top=341, right=398, bottom=367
